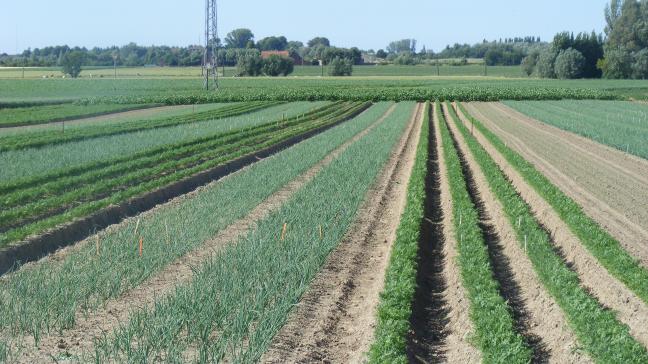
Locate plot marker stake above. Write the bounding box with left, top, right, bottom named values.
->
left=139, top=237, right=143, bottom=257
left=281, top=223, right=287, bottom=241
left=319, top=225, right=323, bottom=240
left=524, top=235, right=527, bottom=254
left=134, top=218, right=141, bottom=236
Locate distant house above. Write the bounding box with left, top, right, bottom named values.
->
left=261, top=50, right=303, bottom=65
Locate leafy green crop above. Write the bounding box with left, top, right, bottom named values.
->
left=368, top=102, right=429, bottom=363
left=449, top=103, right=648, bottom=362
left=438, top=102, right=532, bottom=362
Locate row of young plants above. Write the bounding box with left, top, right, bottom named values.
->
left=0, top=103, right=334, bottom=196
left=0, top=103, right=159, bottom=128
left=0, top=101, right=279, bottom=152
left=0, top=102, right=370, bottom=247
left=446, top=103, right=648, bottom=362
left=0, top=102, right=350, bottom=207
left=90, top=102, right=416, bottom=363
left=367, top=102, right=429, bottom=363
left=0, top=103, right=362, bottom=229
left=457, top=102, right=648, bottom=305
left=0, top=103, right=397, bottom=352
left=76, top=85, right=618, bottom=106
left=437, top=102, right=532, bottom=362
left=0, top=102, right=326, bottom=183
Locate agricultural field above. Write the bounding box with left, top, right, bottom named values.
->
left=2, top=69, right=648, bottom=363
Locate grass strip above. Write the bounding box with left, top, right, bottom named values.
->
left=0, top=103, right=396, bottom=344
left=448, top=103, right=648, bottom=362
left=367, top=102, right=429, bottom=363
left=0, top=103, right=369, bottom=246
left=437, top=102, right=531, bottom=363
left=458, top=102, right=648, bottom=305
left=91, top=102, right=416, bottom=363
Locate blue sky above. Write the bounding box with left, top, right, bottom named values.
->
left=0, top=0, right=609, bottom=54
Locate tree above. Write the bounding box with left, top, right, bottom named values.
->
left=287, top=41, right=304, bottom=51
left=328, top=57, right=352, bottom=76
left=261, top=54, right=294, bottom=76
left=602, top=47, right=633, bottom=78
left=554, top=48, right=586, bottom=79
left=225, top=28, right=254, bottom=49
left=521, top=50, right=540, bottom=76
left=386, top=39, right=416, bottom=54
left=376, top=49, right=388, bottom=59
left=61, top=51, right=85, bottom=78
left=536, top=48, right=558, bottom=78
left=307, top=37, right=330, bottom=48
left=235, top=52, right=262, bottom=76
left=632, top=48, right=648, bottom=78
left=257, top=36, right=288, bottom=51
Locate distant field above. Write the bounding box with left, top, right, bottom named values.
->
left=504, top=100, right=648, bottom=159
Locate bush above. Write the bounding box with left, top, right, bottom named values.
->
left=536, top=49, right=558, bottom=78
left=261, top=55, right=294, bottom=76
left=328, top=57, right=353, bottom=76
left=236, top=53, right=263, bottom=76
left=394, top=53, right=419, bottom=65
left=554, top=48, right=586, bottom=79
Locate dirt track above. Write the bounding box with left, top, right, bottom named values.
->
left=262, top=103, right=423, bottom=363
left=446, top=104, right=590, bottom=363
left=456, top=104, right=648, bottom=349
left=9, top=104, right=399, bottom=363
left=464, top=102, right=648, bottom=267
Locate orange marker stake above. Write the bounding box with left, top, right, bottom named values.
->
left=139, top=237, right=143, bottom=257
left=280, top=223, right=287, bottom=241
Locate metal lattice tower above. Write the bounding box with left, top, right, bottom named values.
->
left=203, top=0, right=218, bottom=90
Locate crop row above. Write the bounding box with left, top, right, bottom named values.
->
left=91, top=102, right=415, bottom=362
left=75, top=85, right=618, bottom=106
left=368, top=102, right=429, bottom=362
left=0, top=102, right=398, bottom=352
left=0, top=103, right=158, bottom=128
left=457, top=102, right=648, bottom=305
left=0, top=101, right=279, bottom=152
left=0, top=102, right=370, bottom=246
left=437, top=102, right=532, bottom=361
left=447, top=103, right=648, bottom=362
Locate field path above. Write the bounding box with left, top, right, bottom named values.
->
left=464, top=102, right=648, bottom=268
left=456, top=104, right=648, bottom=349
left=10, top=104, right=399, bottom=363
left=447, top=104, right=590, bottom=363
left=262, top=103, right=423, bottom=363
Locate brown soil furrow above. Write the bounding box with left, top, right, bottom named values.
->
left=456, top=104, right=648, bottom=349
left=413, top=104, right=481, bottom=362
left=9, top=104, right=399, bottom=363
left=447, top=104, right=591, bottom=363
left=464, top=102, right=648, bottom=267
left=261, top=103, right=423, bottom=364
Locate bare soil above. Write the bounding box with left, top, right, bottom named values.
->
left=261, top=103, right=423, bottom=364
left=9, top=104, right=398, bottom=363
left=464, top=102, right=648, bottom=268
left=457, top=104, right=648, bottom=349
left=448, top=104, right=591, bottom=363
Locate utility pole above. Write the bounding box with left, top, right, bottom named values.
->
left=484, top=61, right=487, bottom=76
left=112, top=53, right=118, bottom=79
left=203, top=0, right=219, bottom=90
